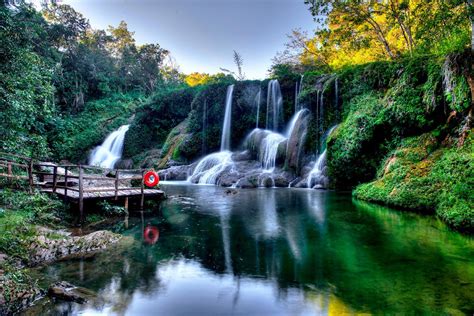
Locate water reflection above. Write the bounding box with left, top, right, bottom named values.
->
left=27, top=185, right=474, bottom=315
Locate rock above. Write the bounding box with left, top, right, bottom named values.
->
left=158, top=162, right=197, bottom=181
left=231, top=150, right=252, bottom=162
left=115, top=158, right=134, bottom=169
left=28, top=230, right=122, bottom=267
left=235, top=175, right=258, bottom=188
left=285, top=109, right=310, bottom=171
left=48, top=281, right=96, bottom=304
left=224, top=189, right=238, bottom=195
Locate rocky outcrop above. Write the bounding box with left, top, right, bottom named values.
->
left=28, top=229, right=122, bottom=267
left=158, top=163, right=197, bottom=181
left=285, top=109, right=310, bottom=172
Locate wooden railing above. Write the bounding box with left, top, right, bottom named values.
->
left=0, top=152, right=158, bottom=221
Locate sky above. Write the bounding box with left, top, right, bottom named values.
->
left=56, top=0, right=316, bottom=79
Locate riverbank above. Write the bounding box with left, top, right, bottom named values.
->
left=0, top=190, right=123, bottom=314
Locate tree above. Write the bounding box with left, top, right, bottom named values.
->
left=0, top=4, right=55, bottom=156
left=136, top=44, right=169, bottom=93
left=185, top=72, right=212, bottom=87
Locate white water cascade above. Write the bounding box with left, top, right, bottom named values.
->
left=266, top=79, right=283, bottom=131
left=295, top=75, right=304, bottom=112
left=189, top=84, right=235, bottom=184
left=89, top=125, right=130, bottom=169
left=306, top=125, right=338, bottom=189
left=260, top=133, right=286, bottom=171
left=247, top=109, right=308, bottom=173
left=190, top=151, right=233, bottom=184
left=220, top=84, right=234, bottom=151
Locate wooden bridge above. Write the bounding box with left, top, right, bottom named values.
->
left=0, top=152, right=165, bottom=221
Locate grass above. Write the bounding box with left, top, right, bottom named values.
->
left=354, top=130, right=474, bottom=232
left=0, top=189, right=63, bottom=261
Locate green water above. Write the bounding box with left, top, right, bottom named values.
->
left=28, top=183, right=474, bottom=315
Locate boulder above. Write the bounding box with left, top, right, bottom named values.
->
left=48, top=281, right=96, bottom=304
left=285, top=109, right=310, bottom=172
left=115, top=159, right=134, bottom=169
left=28, top=230, right=122, bottom=267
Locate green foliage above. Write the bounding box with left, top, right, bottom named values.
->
left=98, top=201, right=126, bottom=216
left=354, top=131, right=474, bottom=232
left=0, top=190, right=63, bottom=260
left=47, top=92, right=143, bottom=162
left=124, top=87, right=197, bottom=158
left=0, top=4, right=56, bottom=158
left=326, top=57, right=454, bottom=189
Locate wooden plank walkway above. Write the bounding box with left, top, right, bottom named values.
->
left=0, top=152, right=166, bottom=223
left=41, top=187, right=164, bottom=199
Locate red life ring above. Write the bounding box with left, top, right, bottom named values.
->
left=143, top=226, right=159, bottom=245
left=144, top=171, right=159, bottom=187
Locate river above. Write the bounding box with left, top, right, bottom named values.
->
left=26, top=183, right=474, bottom=315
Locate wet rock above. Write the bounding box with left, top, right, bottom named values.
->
left=231, top=150, right=252, bottom=162
left=115, top=158, right=134, bottom=169
left=28, top=230, right=122, bottom=267
left=48, top=281, right=96, bottom=304
left=224, top=189, right=238, bottom=195
left=158, top=163, right=197, bottom=181
left=285, top=109, right=310, bottom=171
left=235, top=175, right=259, bottom=188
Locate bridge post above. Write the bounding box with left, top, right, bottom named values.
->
left=28, top=158, right=33, bottom=192
left=7, top=162, right=12, bottom=184
left=64, top=166, right=68, bottom=200
left=52, top=166, right=58, bottom=193
left=79, top=165, right=84, bottom=224
left=114, top=170, right=119, bottom=200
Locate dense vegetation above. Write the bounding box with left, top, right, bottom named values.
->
left=0, top=0, right=472, bottom=233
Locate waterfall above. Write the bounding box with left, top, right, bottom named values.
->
left=189, top=151, right=233, bottom=184
left=306, top=125, right=338, bottom=189
left=189, top=84, right=235, bottom=185
left=255, top=87, right=261, bottom=128
left=294, top=74, right=304, bottom=112
left=266, top=80, right=283, bottom=131
left=89, top=125, right=130, bottom=169
left=246, top=110, right=308, bottom=173
left=260, top=132, right=286, bottom=171
left=306, top=150, right=328, bottom=189
left=220, top=85, right=234, bottom=151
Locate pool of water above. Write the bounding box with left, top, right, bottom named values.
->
left=26, top=184, right=474, bottom=315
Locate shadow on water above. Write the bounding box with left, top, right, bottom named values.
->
left=25, top=184, right=474, bottom=315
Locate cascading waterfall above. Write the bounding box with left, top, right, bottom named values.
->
left=260, top=133, right=286, bottom=171
left=89, top=125, right=130, bottom=169
left=190, top=151, right=233, bottom=184
left=220, top=84, right=234, bottom=151
left=306, top=125, right=338, bottom=189
left=247, top=109, right=308, bottom=173
left=189, top=84, right=235, bottom=184
left=255, top=87, right=261, bottom=128
left=266, top=79, right=283, bottom=131
left=294, top=74, right=304, bottom=112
